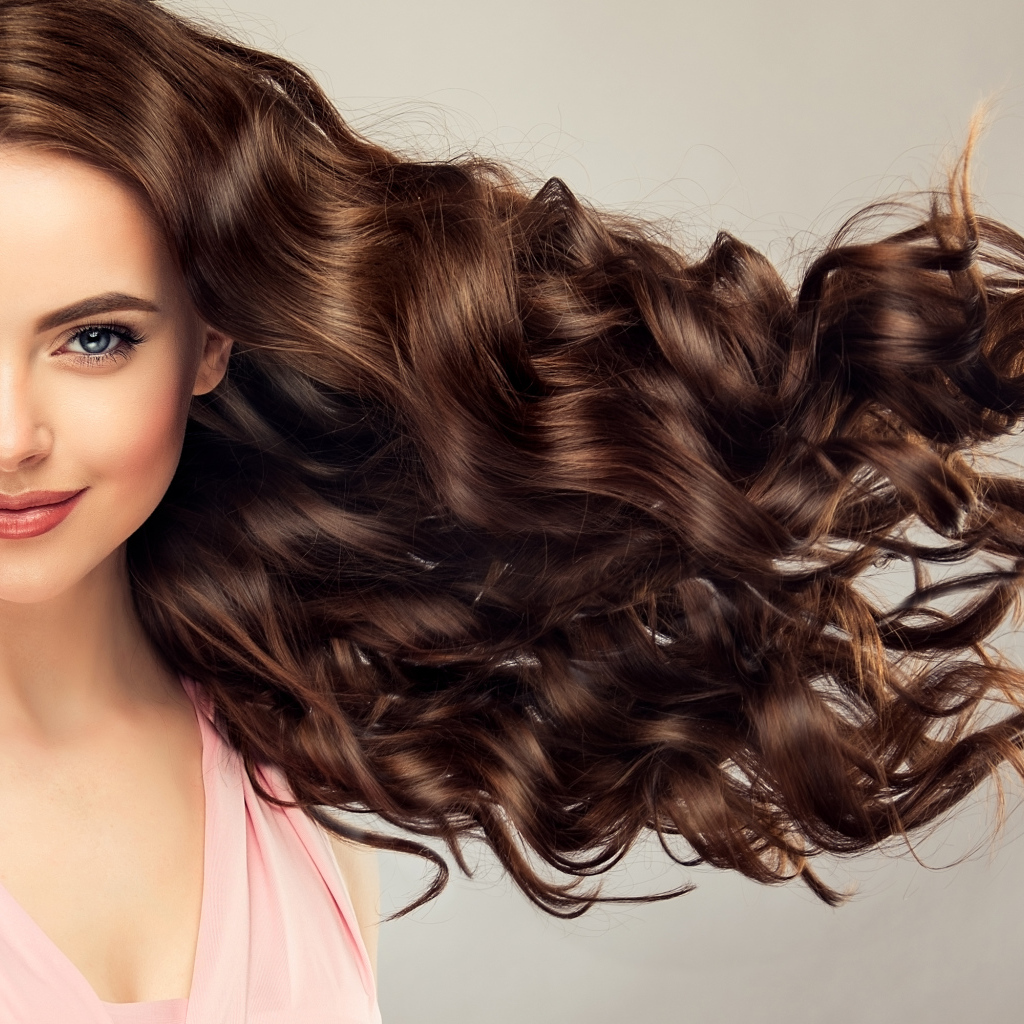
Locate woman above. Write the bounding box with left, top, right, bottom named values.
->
left=2, top=0, right=1024, bottom=1019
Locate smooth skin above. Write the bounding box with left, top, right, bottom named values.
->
left=0, top=147, right=378, bottom=1004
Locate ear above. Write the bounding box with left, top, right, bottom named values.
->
left=192, top=325, right=233, bottom=396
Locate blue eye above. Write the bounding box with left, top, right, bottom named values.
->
left=64, top=323, right=143, bottom=360
left=79, top=328, right=117, bottom=353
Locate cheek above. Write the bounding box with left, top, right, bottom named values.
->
left=57, top=350, right=195, bottom=545
left=0, top=352, right=196, bottom=605
left=79, top=376, right=189, bottom=501
left=73, top=365, right=192, bottom=514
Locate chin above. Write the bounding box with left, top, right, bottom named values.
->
left=0, top=553, right=113, bottom=606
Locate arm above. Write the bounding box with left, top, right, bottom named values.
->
left=327, top=834, right=380, bottom=983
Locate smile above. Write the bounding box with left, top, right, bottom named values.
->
left=0, top=489, right=87, bottom=539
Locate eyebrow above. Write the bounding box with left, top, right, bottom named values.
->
left=37, top=292, right=161, bottom=332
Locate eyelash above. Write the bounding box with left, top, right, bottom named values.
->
left=59, top=322, right=147, bottom=365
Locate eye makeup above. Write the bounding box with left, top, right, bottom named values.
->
left=57, top=322, right=147, bottom=365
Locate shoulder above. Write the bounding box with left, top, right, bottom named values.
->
left=248, top=756, right=381, bottom=981
left=325, top=832, right=380, bottom=982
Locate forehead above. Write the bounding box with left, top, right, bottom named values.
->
left=0, top=147, right=173, bottom=321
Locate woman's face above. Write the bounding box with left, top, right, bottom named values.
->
left=0, top=147, right=231, bottom=604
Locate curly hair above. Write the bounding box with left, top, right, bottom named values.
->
left=5, top=0, right=1024, bottom=916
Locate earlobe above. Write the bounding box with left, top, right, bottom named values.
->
left=192, top=327, right=233, bottom=396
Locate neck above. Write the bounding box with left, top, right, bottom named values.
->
left=0, top=546, right=178, bottom=736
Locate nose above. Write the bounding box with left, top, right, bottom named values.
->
left=0, top=358, right=52, bottom=472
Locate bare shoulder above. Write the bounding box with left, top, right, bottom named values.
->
left=325, top=831, right=380, bottom=982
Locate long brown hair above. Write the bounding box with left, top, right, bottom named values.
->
left=4, top=0, right=1024, bottom=916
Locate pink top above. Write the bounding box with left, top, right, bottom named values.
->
left=0, top=679, right=381, bottom=1024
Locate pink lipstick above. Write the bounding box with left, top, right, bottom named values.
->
left=0, top=489, right=86, bottom=539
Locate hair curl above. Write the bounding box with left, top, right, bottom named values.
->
left=4, top=0, right=1024, bottom=915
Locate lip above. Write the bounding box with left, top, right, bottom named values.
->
left=0, top=489, right=86, bottom=539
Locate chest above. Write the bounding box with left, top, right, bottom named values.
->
left=0, top=712, right=205, bottom=1003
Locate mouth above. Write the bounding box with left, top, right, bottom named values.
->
left=0, top=489, right=87, bottom=539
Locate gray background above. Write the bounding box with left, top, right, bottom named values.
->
left=168, top=1, right=1024, bottom=1020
